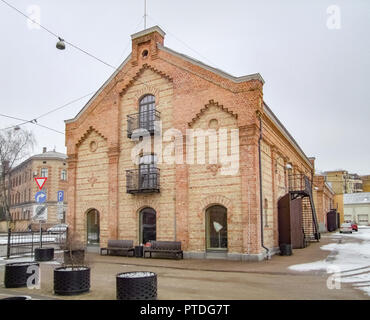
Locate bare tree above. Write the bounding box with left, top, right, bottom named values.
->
left=0, top=128, right=35, bottom=225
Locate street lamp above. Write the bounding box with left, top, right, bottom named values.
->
left=56, top=37, right=66, bottom=50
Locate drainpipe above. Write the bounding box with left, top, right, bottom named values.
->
left=258, top=114, right=270, bottom=259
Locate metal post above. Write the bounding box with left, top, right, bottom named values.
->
left=6, top=227, right=11, bottom=259
left=39, top=221, right=42, bottom=248
left=144, top=0, right=147, bottom=29
left=31, top=231, right=34, bottom=258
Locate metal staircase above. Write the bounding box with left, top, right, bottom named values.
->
left=288, top=174, right=320, bottom=243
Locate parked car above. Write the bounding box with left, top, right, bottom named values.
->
left=340, top=223, right=353, bottom=234
left=351, top=223, right=358, bottom=232
left=47, top=223, right=68, bottom=233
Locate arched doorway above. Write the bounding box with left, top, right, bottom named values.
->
left=139, top=207, right=156, bottom=245
left=205, top=205, right=228, bottom=251
left=86, top=209, right=100, bottom=245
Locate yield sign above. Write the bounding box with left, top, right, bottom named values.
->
left=34, top=177, right=47, bottom=190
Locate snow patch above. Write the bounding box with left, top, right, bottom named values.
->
left=289, top=227, right=370, bottom=297
left=117, top=272, right=155, bottom=278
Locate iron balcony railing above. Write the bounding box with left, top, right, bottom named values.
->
left=288, top=174, right=312, bottom=195
left=127, top=110, right=161, bottom=138
left=126, top=168, right=160, bottom=194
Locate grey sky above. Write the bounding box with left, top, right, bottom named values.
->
left=0, top=0, right=369, bottom=174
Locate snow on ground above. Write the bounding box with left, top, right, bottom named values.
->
left=289, top=227, right=370, bottom=297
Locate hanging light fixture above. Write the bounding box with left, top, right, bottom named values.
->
left=56, top=37, right=66, bottom=50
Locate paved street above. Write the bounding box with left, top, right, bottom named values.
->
left=0, top=229, right=369, bottom=300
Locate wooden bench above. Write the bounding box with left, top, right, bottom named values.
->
left=143, top=241, right=183, bottom=259
left=100, top=240, right=135, bottom=257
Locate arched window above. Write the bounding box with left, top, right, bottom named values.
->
left=139, top=95, right=156, bottom=131
left=87, top=209, right=100, bottom=245
left=139, top=207, right=156, bottom=245
left=205, top=205, right=227, bottom=250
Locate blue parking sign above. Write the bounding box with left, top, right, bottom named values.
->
left=57, top=190, right=64, bottom=202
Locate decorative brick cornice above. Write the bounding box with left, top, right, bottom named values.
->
left=119, top=63, right=173, bottom=96
left=76, top=126, right=107, bottom=148
left=188, top=100, right=238, bottom=128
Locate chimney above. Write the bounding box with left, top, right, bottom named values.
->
left=308, top=157, right=316, bottom=172
left=130, top=26, right=166, bottom=66
left=43, top=147, right=47, bottom=153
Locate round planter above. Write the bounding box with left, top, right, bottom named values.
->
left=279, top=243, right=293, bottom=256
left=63, top=249, right=85, bottom=265
left=1, top=296, right=32, bottom=300
left=4, top=262, right=39, bottom=288
left=35, top=247, right=54, bottom=262
left=116, top=271, right=157, bottom=300
left=54, top=266, right=90, bottom=296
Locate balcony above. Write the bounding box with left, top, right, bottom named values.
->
left=126, top=168, right=160, bottom=194
left=127, top=110, right=161, bottom=139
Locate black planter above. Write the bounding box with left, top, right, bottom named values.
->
left=54, top=266, right=90, bottom=296
left=63, top=249, right=85, bottom=265
left=35, top=247, right=54, bottom=262
left=279, top=243, right=293, bottom=256
left=134, top=246, right=144, bottom=258
left=1, top=296, right=32, bottom=300
left=116, top=272, right=157, bottom=300
left=4, top=262, right=39, bottom=288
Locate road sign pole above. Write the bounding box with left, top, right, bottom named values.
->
left=39, top=221, right=42, bottom=248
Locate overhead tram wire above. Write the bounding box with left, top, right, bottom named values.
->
left=0, top=1, right=157, bottom=135
left=0, top=91, right=95, bottom=132
left=0, top=113, right=65, bottom=135
left=0, top=0, right=115, bottom=69
left=147, top=14, right=220, bottom=69
left=0, top=0, right=155, bottom=89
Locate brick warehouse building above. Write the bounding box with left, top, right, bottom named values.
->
left=65, top=26, right=319, bottom=260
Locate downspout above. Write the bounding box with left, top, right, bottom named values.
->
left=258, top=114, right=270, bottom=259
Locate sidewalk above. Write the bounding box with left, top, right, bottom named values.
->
left=0, top=233, right=368, bottom=300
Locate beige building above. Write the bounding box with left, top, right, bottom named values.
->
left=361, top=175, right=370, bottom=192
left=313, top=174, right=335, bottom=232
left=8, top=148, right=68, bottom=231
left=325, top=170, right=363, bottom=194
left=343, top=193, right=370, bottom=225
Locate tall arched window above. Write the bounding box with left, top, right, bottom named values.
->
left=86, top=209, right=100, bottom=245
left=139, top=207, right=156, bottom=244
left=205, top=205, right=228, bottom=250
left=139, top=95, right=156, bottom=131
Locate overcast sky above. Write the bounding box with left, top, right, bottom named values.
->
left=0, top=0, right=369, bottom=174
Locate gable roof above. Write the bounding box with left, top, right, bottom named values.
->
left=263, top=102, right=312, bottom=168
left=65, top=28, right=264, bottom=124
left=157, top=44, right=265, bottom=84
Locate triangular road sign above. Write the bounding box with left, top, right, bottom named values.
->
left=35, top=177, right=47, bottom=190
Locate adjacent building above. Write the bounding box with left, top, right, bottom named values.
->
left=65, top=26, right=319, bottom=260
left=313, top=173, right=335, bottom=232
left=324, top=170, right=363, bottom=194
left=361, top=175, right=370, bottom=192
left=343, top=193, right=370, bottom=226
left=8, top=148, right=68, bottom=230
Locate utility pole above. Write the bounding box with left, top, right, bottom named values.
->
left=144, top=0, right=147, bottom=29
